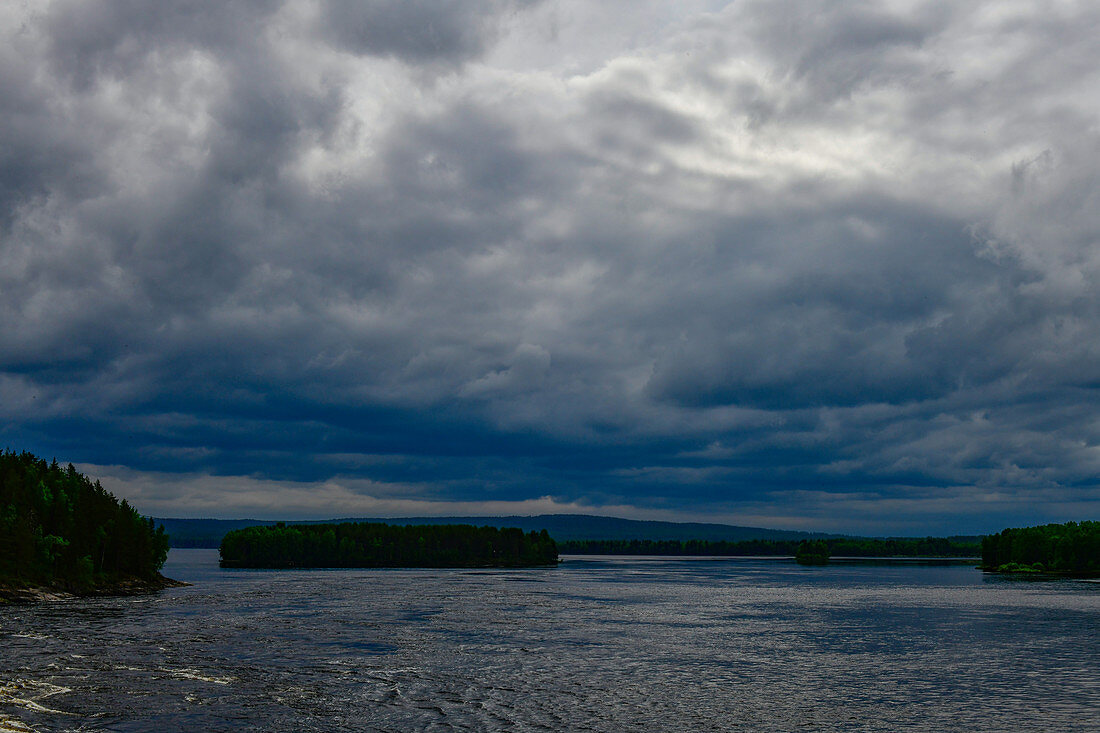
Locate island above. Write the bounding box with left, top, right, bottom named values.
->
left=981, top=521, right=1100, bottom=576
left=219, top=521, right=559, bottom=568
left=0, top=450, right=181, bottom=603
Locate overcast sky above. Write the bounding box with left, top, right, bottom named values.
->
left=3, top=0, right=1099, bottom=534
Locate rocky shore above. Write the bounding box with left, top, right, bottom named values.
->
left=0, top=574, right=189, bottom=605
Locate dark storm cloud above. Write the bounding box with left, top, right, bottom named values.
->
left=41, top=0, right=279, bottom=88
left=642, top=199, right=998, bottom=409
left=2, top=0, right=1100, bottom=533
left=316, top=0, right=540, bottom=65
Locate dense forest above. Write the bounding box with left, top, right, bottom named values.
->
left=220, top=521, right=559, bottom=568
left=0, top=450, right=170, bottom=593
left=559, top=536, right=980, bottom=557
left=981, top=521, right=1100, bottom=575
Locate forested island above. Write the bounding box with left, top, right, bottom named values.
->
left=0, top=450, right=177, bottom=602
left=219, top=521, right=559, bottom=568
left=558, top=536, right=980, bottom=558
left=981, top=521, right=1100, bottom=576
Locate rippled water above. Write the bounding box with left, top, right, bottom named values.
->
left=2, top=550, right=1098, bottom=731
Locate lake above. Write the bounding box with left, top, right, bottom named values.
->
left=2, top=549, right=1098, bottom=731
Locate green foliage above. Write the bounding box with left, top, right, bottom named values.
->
left=220, top=522, right=559, bottom=568
left=558, top=536, right=980, bottom=558
left=981, top=522, right=1100, bottom=576
left=795, top=540, right=830, bottom=565
left=993, top=562, right=1043, bottom=574
left=0, top=450, right=169, bottom=589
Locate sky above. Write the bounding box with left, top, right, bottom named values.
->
left=2, top=0, right=1099, bottom=535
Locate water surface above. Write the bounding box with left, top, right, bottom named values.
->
left=2, top=550, right=1097, bottom=731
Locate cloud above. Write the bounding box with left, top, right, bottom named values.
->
left=79, top=461, right=1100, bottom=535
left=3, top=1, right=1100, bottom=533
left=460, top=343, right=551, bottom=398
left=315, top=0, right=541, bottom=67
left=77, top=462, right=702, bottom=523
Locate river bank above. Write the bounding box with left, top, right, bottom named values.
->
left=0, top=574, right=188, bottom=605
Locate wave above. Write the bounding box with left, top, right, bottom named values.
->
left=0, top=680, right=74, bottom=721
left=160, top=668, right=235, bottom=685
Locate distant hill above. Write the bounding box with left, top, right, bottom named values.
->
left=155, top=514, right=834, bottom=548
left=154, top=518, right=281, bottom=548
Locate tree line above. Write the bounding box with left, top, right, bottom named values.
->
left=220, top=521, right=559, bottom=568
left=558, top=536, right=980, bottom=557
left=795, top=540, right=830, bottom=565
left=0, top=450, right=169, bottom=590
left=981, top=521, right=1100, bottom=575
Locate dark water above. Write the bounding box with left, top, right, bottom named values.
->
left=2, top=550, right=1098, bottom=731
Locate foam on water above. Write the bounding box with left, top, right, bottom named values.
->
left=0, top=715, right=38, bottom=733
left=160, top=669, right=235, bottom=685
left=0, top=680, right=74, bottom=725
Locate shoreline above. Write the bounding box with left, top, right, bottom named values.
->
left=0, top=574, right=189, bottom=605
left=981, top=567, right=1100, bottom=579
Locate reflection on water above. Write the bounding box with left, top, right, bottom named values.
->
left=2, top=550, right=1098, bottom=731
